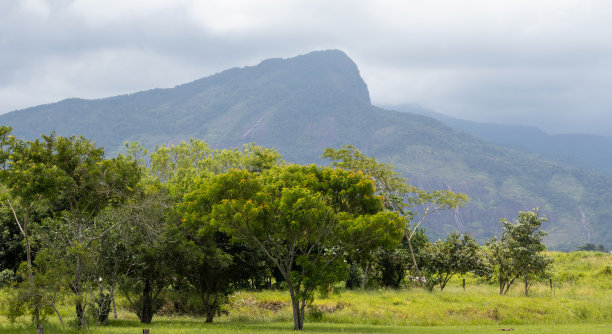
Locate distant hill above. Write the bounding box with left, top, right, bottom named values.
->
left=1, top=50, right=611, bottom=250
left=389, top=104, right=612, bottom=175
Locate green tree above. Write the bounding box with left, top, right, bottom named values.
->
left=140, top=140, right=282, bottom=323
left=486, top=209, right=552, bottom=295
left=181, top=165, right=404, bottom=330
left=0, top=128, right=64, bottom=325
left=419, top=231, right=481, bottom=291
left=20, top=134, right=140, bottom=327
left=322, top=145, right=469, bottom=285
left=112, top=189, right=176, bottom=324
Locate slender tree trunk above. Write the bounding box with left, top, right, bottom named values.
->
left=204, top=282, right=220, bottom=323
left=110, top=283, right=117, bottom=319
left=75, top=300, right=85, bottom=328
left=288, top=286, right=303, bottom=330
left=49, top=292, right=65, bottom=330
left=360, top=261, right=369, bottom=289
left=503, top=277, right=515, bottom=295
left=524, top=277, right=529, bottom=296
left=299, top=298, right=306, bottom=330
left=140, top=277, right=154, bottom=324
left=75, top=218, right=87, bottom=328
left=406, top=237, right=423, bottom=287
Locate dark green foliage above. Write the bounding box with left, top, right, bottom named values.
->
left=0, top=269, right=17, bottom=287
left=0, top=204, right=24, bottom=273
left=345, top=264, right=363, bottom=290
left=577, top=243, right=609, bottom=252
left=90, top=293, right=111, bottom=324
left=373, top=240, right=411, bottom=289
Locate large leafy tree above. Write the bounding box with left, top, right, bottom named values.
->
left=0, top=128, right=66, bottom=325
left=128, top=140, right=281, bottom=323
left=182, top=165, right=405, bottom=330
left=9, top=133, right=140, bottom=327
left=111, top=189, right=176, bottom=324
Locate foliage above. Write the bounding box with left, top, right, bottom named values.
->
left=577, top=243, right=608, bottom=253
left=418, top=232, right=482, bottom=291
left=323, top=145, right=469, bottom=284
left=143, top=140, right=282, bottom=323
left=0, top=129, right=141, bottom=328
left=485, top=209, right=552, bottom=295
left=182, top=165, right=405, bottom=330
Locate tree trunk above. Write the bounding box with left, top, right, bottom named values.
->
left=288, top=287, right=303, bottom=330
left=139, top=277, right=154, bottom=324
left=7, top=202, right=40, bottom=324
left=76, top=300, right=85, bottom=328
left=524, top=277, right=529, bottom=296
left=360, top=261, right=369, bottom=289
left=203, top=283, right=220, bottom=323
left=407, top=237, right=423, bottom=287
left=74, top=254, right=86, bottom=328
left=110, top=284, right=117, bottom=319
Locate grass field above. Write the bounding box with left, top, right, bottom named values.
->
left=1, top=251, right=610, bottom=333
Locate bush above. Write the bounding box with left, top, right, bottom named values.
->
left=306, top=305, right=323, bottom=322
left=345, top=264, right=363, bottom=290
left=0, top=269, right=17, bottom=287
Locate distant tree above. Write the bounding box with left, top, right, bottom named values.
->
left=419, top=231, right=481, bottom=291
left=577, top=243, right=608, bottom=253
left=182, top=165, right=405, bottom=330
left=485, top=209, right=552, bottom=295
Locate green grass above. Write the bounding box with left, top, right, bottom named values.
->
left=1, top=251, right=610, bottom=333
left=1, top=321, right=611, bottom=334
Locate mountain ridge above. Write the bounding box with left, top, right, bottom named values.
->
left=1, top=49, right=610, bottom=250
left=389, top=104, right=612, bottom=175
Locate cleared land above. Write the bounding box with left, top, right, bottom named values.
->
left=1, top=251, right=610, bottom=333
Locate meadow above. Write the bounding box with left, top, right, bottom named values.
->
left=1, top=251, right=610, bottom=333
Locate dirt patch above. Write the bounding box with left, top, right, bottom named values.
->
left=258, top=300, right=288, bottom=312
left=487, top=307, right=500, bottom=320
left=317, top=302, right=347, bottom=313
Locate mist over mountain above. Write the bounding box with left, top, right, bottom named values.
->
left=1, top=50, right=611, bottom=250
left=388, top=104, right=612, bottom=176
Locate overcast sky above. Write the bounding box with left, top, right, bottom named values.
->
left=2, top=0, right=612, bottom=135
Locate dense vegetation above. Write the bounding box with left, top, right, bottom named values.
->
left=1, top=251, right=610, bottom=333
left=1, top=50, right=611, bottom=250
left=2, top=128, right=594, bottom=332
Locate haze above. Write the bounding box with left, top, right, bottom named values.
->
left=2, top=0, right=612, bottom=136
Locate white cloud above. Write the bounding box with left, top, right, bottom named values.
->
left=2, top=0, right=612, bottom=135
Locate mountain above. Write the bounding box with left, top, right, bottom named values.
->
left=390, top=104, right=612, bottom=175
left=1, top=50, right=611, bottom=250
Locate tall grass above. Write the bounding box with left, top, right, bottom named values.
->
left=1, top=251, right=610, bottom=333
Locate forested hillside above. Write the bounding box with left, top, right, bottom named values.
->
left=1, top=50, right=610, bottom=250
left=391, top=104, right=612, bottom=175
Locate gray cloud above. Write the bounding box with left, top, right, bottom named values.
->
left=2, top=0, right=612, bottom=135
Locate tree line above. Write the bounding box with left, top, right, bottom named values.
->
left=0, top=127, right=552, bottom=331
